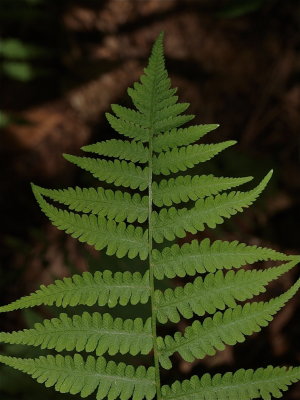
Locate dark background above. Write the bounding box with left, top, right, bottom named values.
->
left=0, top=0, right=300, bottom=399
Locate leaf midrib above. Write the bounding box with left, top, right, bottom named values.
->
left=25, top=360, right=155, bottom=385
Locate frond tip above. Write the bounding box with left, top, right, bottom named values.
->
left=0, top=354, right=156, bottom=400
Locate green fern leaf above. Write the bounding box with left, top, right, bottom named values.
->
left=158, top=279, right=300, bottom=369
left=153, top=124, right=219, bottom=152
left=32, top=187, right=148, bottom=259
left=0, top=270, right=150, bottom=312
left=155, top=259, right=299, bottom=323
left=0, top=312, right=153, bottom=356
left=152, top=141, right=236, bottom=175
left=161, top=366, right=300, bottom=400
left=0, top=354, right=156, bottom=400
left=152, top=174, right=253, bottom=206
left=81, top=139, right=149, bottom=163
left=152, top=171, right=272, bottom=243
left=33, top=184, right=148, bottom=223
left=63, top=154, right=149, bottom=190
left=1, top=32, right=300, bottom=400
left=152, top=238, right=290, bottom=279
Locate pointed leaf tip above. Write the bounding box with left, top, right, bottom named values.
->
left=152, top=32, right=165, bottom=51
left=62, top=153, right=74, bottom=162
left=31, top=182, right=40, bottom=195
left=228, top=140, right=237, bottom=145
left=264, top=169, right=273, bottom=183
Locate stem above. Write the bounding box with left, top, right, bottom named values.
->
left=148, top=130, right=161, bottom=399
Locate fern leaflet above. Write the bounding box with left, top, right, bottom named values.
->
left=158, top=279, right=300, bottom=369
left=155, top=259, right=299, bottom=323
left=152, top=124, right=219, bottom=152
left=82, top=139, right=149, bottom=163
left=34, top=185, right=149, bottom=223
left=32, top=186, right=148, bottom=259
left=0, top=312, right=153, bottom=356
left=0, top=270, right=150, bottom=312
left=152, top=174, right=253, bottom=207
left=63, top=155, right=149, bottom=190
left=152, top=171, right=272, bottom=243
left=152, top=237, right=290, bottom=279
left=0, top=354, right=156, bottom=400
left=152, top=141, right=236, bottom=175
left=161, top=366, right=300, bottom=400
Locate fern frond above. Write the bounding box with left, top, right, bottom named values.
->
left=63, top=154, right=149, bottom=190
left=152, top=174, right=253, bottom=207
left=33, top=185, right=148, bottom=223
left=153, top=238, right=291, bottom=279
left=153, top=125, right=219, bottom=152
left=155, top=259, right=298, bottom=323
left=32, top=187, right=148, bottom=259
left=81, top=139, right=149, bottom=164
left=158, top=279, right=300, bottom=368
left=0, top=354, right=156, bottom=400
left=0, top=312, right=153, bottom=356
left=152, top=171, right=272, bottom=243
left=152, top=141, right=236, bottom=175
left=2, top=33, right=299, bottom=400
left=161, top=366, right=300, bottom=400
left=0, top=270, right=150, bottom=312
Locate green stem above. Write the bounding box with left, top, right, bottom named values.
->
left=148, top=132, right=161, bottom=399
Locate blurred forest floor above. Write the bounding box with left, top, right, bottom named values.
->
left=0, top=0, right=300, bottom=399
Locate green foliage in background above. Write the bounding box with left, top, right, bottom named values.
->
left=217, top=0, right=269, bottom=17
left=1, top=33, right=300, bottom=400
left=0, top=38, right=53, bottom=82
